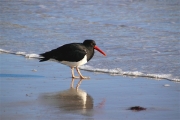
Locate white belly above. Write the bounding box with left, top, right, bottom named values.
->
left=60, top=55, right=87, bottom=67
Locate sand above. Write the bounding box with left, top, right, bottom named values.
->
left=0, top=53, right=179, bottom=120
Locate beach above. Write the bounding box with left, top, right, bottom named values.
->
left=0, top=53, right=179, bottom=120
left=1, top=0, right=180, bottom=119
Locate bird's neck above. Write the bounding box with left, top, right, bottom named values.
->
left=85, top=46, right=94, bottom=61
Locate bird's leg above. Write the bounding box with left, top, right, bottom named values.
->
left=71, top=67, right=79, bottom=79
left=75, top=67, right=90, bottom=79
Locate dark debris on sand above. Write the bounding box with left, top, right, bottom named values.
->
left=128, top=106, right=146, bottom=111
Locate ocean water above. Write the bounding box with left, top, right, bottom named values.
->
left=0, top=0, right=180, bottom=81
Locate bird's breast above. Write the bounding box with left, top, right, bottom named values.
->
left=60, top=55, right=88, bottom=67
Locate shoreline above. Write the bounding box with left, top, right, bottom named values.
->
left=0, top=53, right=179, bottom=120
left=1, top=49, right=179, bottom=82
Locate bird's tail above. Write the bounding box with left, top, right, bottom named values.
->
left=39, top=52, right=51, bottom=62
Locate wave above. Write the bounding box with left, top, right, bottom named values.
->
left=0, top=49, right=40, bottom=58
left=1, top=48, right=179, bottom=82
left=79, top=65, right=180, bottom=82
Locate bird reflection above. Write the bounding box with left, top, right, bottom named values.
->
left=40, top=78, right=93, bottom=116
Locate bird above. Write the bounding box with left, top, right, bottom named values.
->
left=39, top=40, right=106, bottom=79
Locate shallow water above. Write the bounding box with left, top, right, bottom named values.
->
left=0, top=0, right=180, bottom=81
left=1, top=54, right=180, bottom=120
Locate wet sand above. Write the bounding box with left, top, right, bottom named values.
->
left=0, top=53, right=179, bottom=120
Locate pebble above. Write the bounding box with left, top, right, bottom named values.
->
left=164, top=84, right=170, bottom=87
left=32, top=69, right=37, bottom=72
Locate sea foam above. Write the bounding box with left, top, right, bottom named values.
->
left=0, top=49, right=11, bottom=53
left=0, top=49, right=40, bottom=58
left=79, top=65, right=180, bottom=82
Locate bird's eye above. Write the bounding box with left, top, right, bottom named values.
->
left=91, top=43, right=95, bottom=46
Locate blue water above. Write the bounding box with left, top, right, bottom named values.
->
left=0, top=0, right=180, bottom=81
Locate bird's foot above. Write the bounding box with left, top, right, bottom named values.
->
left=80, top=76, right=90, bottom=79
left=72, top=75, right=90, bottom=79
left=72, top=76, right=80, bottom=79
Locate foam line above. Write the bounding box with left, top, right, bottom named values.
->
left=0, top=49, right=40, bottom=58
left=79, top=65, right=180, bottom=82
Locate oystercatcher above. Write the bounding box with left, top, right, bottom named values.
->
left=39, top=40, right=106, bottom=79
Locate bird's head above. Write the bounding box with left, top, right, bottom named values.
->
left=83, top=40, right=106, bottom=56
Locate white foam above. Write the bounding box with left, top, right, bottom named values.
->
left=25, top=54, right=40, bottom=58
left=0, top=48, right=40, bottom=58
left=0, top=49, right=11, bottom=53
left=79, top=65, right=180, bottom=82
left=15, top=52, right=26, bottom=55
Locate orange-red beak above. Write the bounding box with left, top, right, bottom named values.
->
left=94, top=45, right=106, bottom=56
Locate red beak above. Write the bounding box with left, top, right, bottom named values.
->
left=94, top=45, right=106, bottom=56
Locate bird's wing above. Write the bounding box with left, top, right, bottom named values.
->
left=52, top=43, right=87, bottom=62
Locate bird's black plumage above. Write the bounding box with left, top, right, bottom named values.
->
left=39, top=40, right=95, bottom=63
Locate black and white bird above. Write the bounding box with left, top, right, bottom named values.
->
left=39, top=40, right=106, bottom=79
